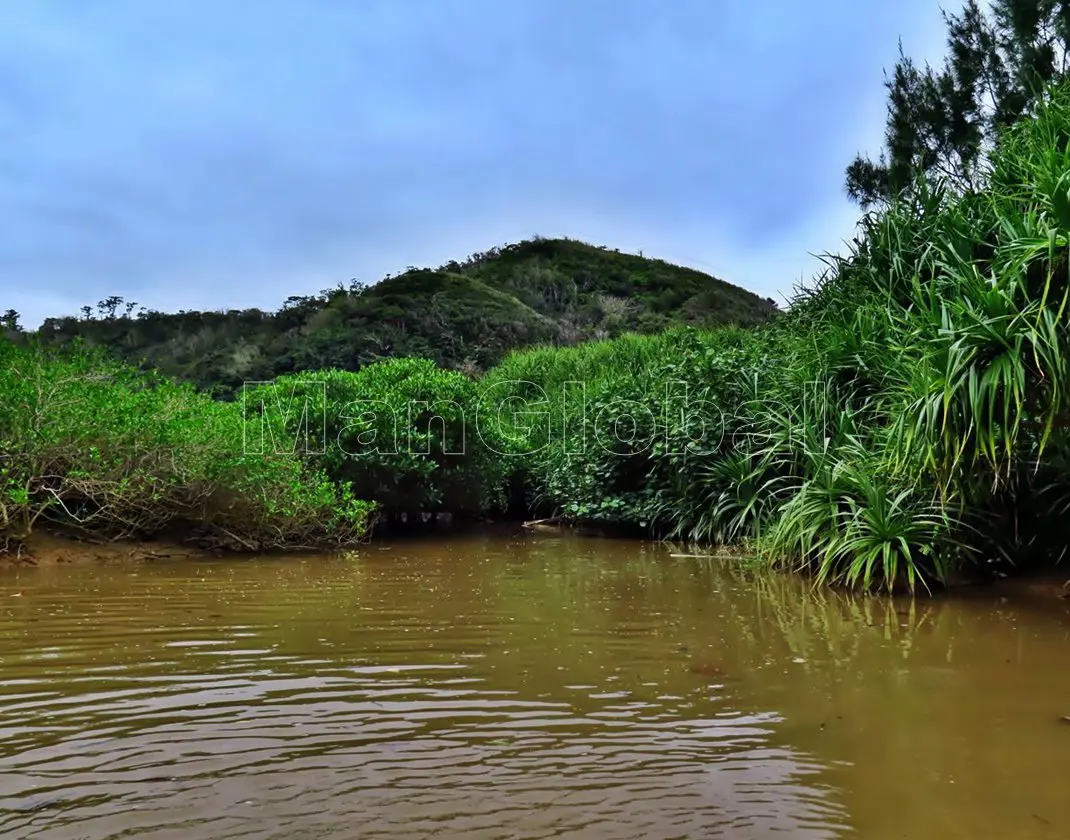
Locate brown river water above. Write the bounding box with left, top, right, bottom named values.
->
left=0, top=529, right=1068, bottom=839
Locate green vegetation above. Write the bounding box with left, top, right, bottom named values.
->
left=7, top=80, right=1070, bottom=588
left=0, top=339, right=375, bottom=552
left=22, top=238, right=777, bottom=398
left=6, top=4, right=1070, bottom=592
left=2, top=238, right=773, bottom=550
left=489, top=80, right=1070, bottom=590
left=244, top=358, right=513, bottom=522
left=212, top=60, right=1070, bottom=591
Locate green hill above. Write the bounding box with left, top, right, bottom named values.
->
left=25, top=237, right=778, bottom=396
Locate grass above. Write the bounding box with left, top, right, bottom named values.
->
left=8, top=82, right=1070, bottom=592
left=481, top=80, right=1070, bottom=591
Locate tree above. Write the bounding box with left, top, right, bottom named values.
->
left=846, top=0, right=1070, bottom=208
left=1, top=309, right=21, bottom=332
left=96, top=296, right=124, bottom=319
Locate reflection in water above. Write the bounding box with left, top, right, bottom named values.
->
left=0, top=530, right=1068, bottom=839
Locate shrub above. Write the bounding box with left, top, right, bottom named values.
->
left=245, top=358, right=511, bottom=518
left=0, top=339, right=374, bottom=550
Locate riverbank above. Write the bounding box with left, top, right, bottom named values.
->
left=6, top=86, right=1070, bottom=591
left=1, top=531, right=220, bottom=568
left=4, top=528, right=1068, bottom=610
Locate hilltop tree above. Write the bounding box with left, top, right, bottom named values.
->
left=96, top=296, right=125, bottom=319
left=846, top=0, right=1070, bottom=208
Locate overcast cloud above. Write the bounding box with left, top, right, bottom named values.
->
left=0, top=0, right=951, bottom=326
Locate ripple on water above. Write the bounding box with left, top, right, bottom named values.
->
left=6, top=538, right=1065, bottom=839
left=0, top=630, right=841, bottom=838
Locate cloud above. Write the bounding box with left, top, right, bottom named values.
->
left=0, top=0, right=951, bottom=326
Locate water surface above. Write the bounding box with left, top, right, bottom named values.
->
left=1, top=530, right=1068, bottom=839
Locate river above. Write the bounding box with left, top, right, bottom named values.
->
left=0, top=529, right=1068, bottom=839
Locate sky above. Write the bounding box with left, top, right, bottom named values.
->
left=0, top=0, right=952, bottom=327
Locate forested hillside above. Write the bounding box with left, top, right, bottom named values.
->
left=6, top=1, right=1070, bottom=593
left=11, top=238, right=777, bottom=397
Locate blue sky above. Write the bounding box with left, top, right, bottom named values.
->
left=0, top=0, right=949, bottom=326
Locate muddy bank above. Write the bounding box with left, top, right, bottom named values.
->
left=1, top=532, right=220, bottom=568
left=4, top=530, right=1069, bottom=606
left=990, top=574, right=1070, bottom=604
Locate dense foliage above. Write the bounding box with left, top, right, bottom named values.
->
left=8, top=6, right=1070, bottom=593
left=243, top=358, right=512, bottom=521
left=847, top=0, right=1070, bottom=207
left=0, top=339, right=375, bottom=551
left=16, top=238, right=777, bottom=398
left=487, top=81, right=1070, bottom=590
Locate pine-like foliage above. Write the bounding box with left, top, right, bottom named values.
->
left=847, top=0, right=1070, bottom=207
